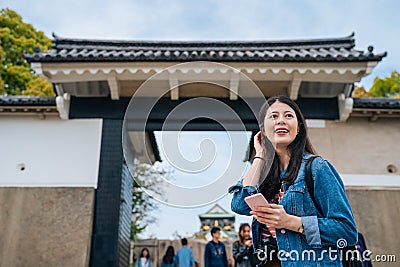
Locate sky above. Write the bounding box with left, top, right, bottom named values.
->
left=2, top=0, right=399, bottom=239
left=148, top=131, right=253, bottom=239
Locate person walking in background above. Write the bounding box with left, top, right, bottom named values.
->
left=204, top=227, right=228, bottom=267
left=233, top=223, right=255, bottom=267
left=161, top=245, right=177, bottom=267
left=135, top=248, right=152, bottom=267
left=176, top=238, right=195, bottom=267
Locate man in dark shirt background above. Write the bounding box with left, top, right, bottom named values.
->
left=204, top=227, right=228, bottom=267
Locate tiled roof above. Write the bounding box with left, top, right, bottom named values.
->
left=0, top=96, right=57, bottom=115
left=0, top=96, right=56, bottom=106
left=1, top=96, right=399, bottom=110
left=1, top=96, right=398, bottom=110
left=25, top=33, right=386, bottom=63
left=353, top=98, right=400, bottom=109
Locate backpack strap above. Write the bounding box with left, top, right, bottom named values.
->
left=305, top=156, right=323, bottom=216
left=306, top=156, right=360, bottom=256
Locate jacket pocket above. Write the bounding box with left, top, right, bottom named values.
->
left=287, top=182, right=306, bottom=216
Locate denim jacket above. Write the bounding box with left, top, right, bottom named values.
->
left=229, top=154, right=358, bottom=267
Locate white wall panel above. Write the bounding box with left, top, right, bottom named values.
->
left=0, top=117, right=102, bottom=187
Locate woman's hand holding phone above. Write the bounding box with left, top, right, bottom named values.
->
left=251, top=203, right=296, bottom=230
left=245, top=194, right=296, bottom=230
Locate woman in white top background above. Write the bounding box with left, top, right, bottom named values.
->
left=135, top=248, right=152, bottom=267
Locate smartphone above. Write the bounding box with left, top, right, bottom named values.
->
left=244, top=193, right=269, bottom=210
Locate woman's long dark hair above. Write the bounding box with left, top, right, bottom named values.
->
left=238, top=223, right=250, bottom=245
left=162, top=246, right=175, bottom=264
left=140, top=248, right=151, bottom=259
left=258, top=95, right=316, bottom=201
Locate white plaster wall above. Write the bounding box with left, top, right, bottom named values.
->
left=0, top=116, right=102, bottom=187
left=341, top=174, right=400, bottom=187
left=308, top=117, right=400, bottom=175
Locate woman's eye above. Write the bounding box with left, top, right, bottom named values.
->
left=286, top=114, right=294, bottom=118
left=269, top=114, right=277, bottom=119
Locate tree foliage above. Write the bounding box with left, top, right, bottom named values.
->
left=354, top=71, right=400, bottom=98
left=0, top=8, right=53, bottom=96
left=369, top=71, right=400, bottom=98
left=352, top=85, right=372, bottom=98
left=131, top=159, right=172, bottom=241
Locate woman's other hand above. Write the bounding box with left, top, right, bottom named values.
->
left=254, top=131, right=266, bottom=157
left=244, top=239, right=252, bottom=247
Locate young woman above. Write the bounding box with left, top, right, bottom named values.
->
left=230, top=95, right=358, bottom=266
left=233, top=223, right=255, bottom=267
left=135, top=248, right=152, bottom=267
left=161, top=246, right=176, bottom=267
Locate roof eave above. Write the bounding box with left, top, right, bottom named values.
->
left=24, top=56, right=386, bottom=64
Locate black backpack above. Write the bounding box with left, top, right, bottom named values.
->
left=305, top=156, right=364, bottom=267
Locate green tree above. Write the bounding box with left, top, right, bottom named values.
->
left=131, top=159, right=172, bottom=241
left=369, top=71, right=400, bottom=98
left=352, top=85, right=372, bottom=98
left=0, top=8, right=53, bottom=96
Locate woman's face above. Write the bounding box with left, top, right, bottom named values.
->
left=240, top=226, right=251, bottom=240
left=142, top=249, right=148, bottom=257
left=263, top=101, right=299, bottom=149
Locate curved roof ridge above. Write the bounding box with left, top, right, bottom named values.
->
left=51, top=33, right=355, bottom=49
left=25, top=32, right=386, bottom=63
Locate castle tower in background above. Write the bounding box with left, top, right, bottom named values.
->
left=196, top=204, right=237, bottom=240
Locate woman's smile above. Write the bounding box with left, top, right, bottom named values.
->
left=275, top=127, right=289, bottom=136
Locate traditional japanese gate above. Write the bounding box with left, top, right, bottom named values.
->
left=24, top=33, right=387, bottom=267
